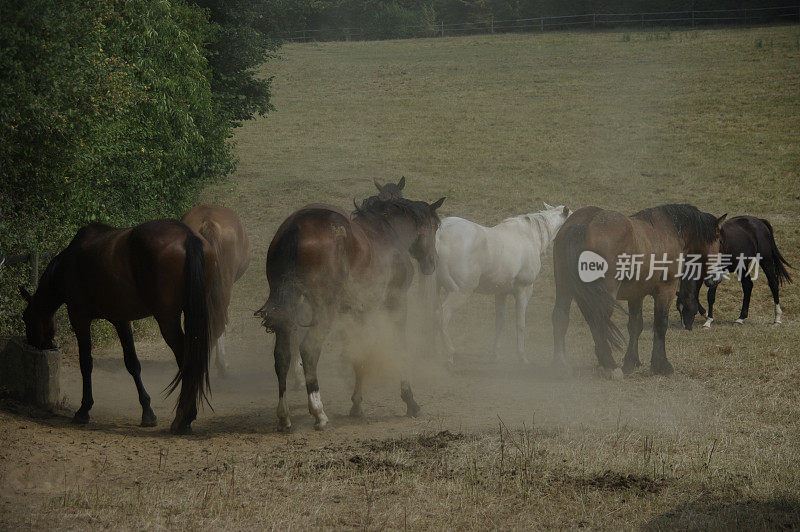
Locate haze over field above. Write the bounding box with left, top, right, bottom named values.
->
left=2, top=25, right=799, bottom=528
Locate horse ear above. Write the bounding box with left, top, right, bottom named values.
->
left=716, top=213, right=727, bottom=225
left=562, top=205, right=569, bottom=216
left=429, top=197, right=446, bottom=211
left=397, top=176, right=405, bottom=190
left=373, top=178, right=383, bottom=191
left=19, top=285, right=32, bottom=302
left=543, top=201, right=553, bottom=210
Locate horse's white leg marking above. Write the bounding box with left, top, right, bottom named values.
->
left=515, top=285, right=533, bottom=364
left=307, top=391, right=328, bottom=430
left=214, top=327, right=229, bottom=373
left=702, top=317, right=714, bottom=329
left=276, top=395, right=291, bottom=430
left=774, top=304, right=783, bottom=325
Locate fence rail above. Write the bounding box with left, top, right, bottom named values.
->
left=282, top=5, right=800, bottom=42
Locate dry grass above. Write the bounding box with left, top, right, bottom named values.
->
left=2, top=25, right=800, bottom=529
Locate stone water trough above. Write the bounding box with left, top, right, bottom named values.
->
left=0, top=337, right=61, bottom=410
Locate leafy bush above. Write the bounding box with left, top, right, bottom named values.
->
left=0, top=0, right=237, bottom=336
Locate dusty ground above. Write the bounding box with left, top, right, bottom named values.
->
left=2, top=25, right=800, bottom=528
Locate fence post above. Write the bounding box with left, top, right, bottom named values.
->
left=29, top=251, right=39, bottom=288
left=593, top=13, right=596, bottom=28
left=491, top=16, right=494, bottom=34
left=692, top=10, right=695, bottom=27
left=441, top=20, right=444, bottom=37
left=540, top=17, right=544, bottom=32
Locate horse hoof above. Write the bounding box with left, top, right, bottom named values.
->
left=277, top=423, right=293, bottom=434
left=349, top=405, right=364, bottom=418
left=772, top=321, right=781, bottom=327
left=621, top=361, right=639, bottom=375
left=734, top=319, right=745, bottom=325
left=141, top=410, right=157, bottom=427
left=610, top=368, right=624, bottom=381
left=170, top=421, right=192, bottom=435
left=314, top=420, right=329, bottom=431
left=651, top=362, right=674, bottom=376
left=71, top=412, right=90, bottom=425
left=406, top=403, right=421, bottom=418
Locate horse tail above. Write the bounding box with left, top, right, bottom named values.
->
left=554, top=225, right=624, bottom=350
left=761, top=219, right=793, bottom=286
left=167, top=233, right=212, bottom=410
left=256, top=224, right=315, bottom=331
left=197, top=220, right=227, bottom=339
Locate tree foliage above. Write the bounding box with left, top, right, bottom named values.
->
left=0, top=0, right=277, bottom=335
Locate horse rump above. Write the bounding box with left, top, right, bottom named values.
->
left=554, top=225, right=624, bottom=350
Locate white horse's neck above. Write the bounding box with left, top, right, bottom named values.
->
left=502, top=212, right=558, bottom=249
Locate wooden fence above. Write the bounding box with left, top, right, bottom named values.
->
left=0, top=251, right=53, bottom=288
left=282, top=5, right=800, bottom=42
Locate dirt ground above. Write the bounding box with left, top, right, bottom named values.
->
left=2, top=25, right=800, bottom=528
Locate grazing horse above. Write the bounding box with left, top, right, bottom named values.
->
left=552, top=204, right=725, bottom=376
left=679, top=216, right=792, bottom=328
left=256, top=196, right=444, bottom=431
left=373, top=176, right=405, bottom=200
left=19, top=220, right=215, bottom=433
left=434, top=203, right=572, bottom=364
left=181, top=205, right=250, bottom=374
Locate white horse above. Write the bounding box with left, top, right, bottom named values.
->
left=433, top=203, right=572, bottom=364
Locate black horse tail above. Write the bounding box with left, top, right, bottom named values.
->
left=555, top=225, right=624, bottom=350
left=167, top=234, right=212, bottom=411
left=256, top=224, right=315, bottom=331
left=761, top=219, right=793, bottom=286
left=198, top=220, right=226, bottom=339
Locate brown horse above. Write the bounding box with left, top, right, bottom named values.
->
left=19, top=220, right=215, bottom=433
left=552, top=204, right=725, bottom=376
left=682, top=215, right=792, bottom=328
left=181, top=205, right=250, bottom=374
left=373, top=176, right=405, bottom=200
left=256, top=196, right=444, bottom=431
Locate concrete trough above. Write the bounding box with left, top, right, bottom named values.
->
left=0, top=337, right=61, bottom=410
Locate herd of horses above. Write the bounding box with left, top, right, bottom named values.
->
left=19, top=178, right=791, bottom=433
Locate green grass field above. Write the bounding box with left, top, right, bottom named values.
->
left=2, top=25, right=800, bottom=528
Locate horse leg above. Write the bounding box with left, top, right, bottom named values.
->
left=492, top=293, right=506, bottom=360
left=735, top=274, right=753, bottom=325
left=441, top=289, right=470, bottom=365
left=349, top=362, right=366, bottom=418
left=112, top=320, right=156, bottom=427
left=300, top=311, right=331, bottom=430
left=703, top=285, right=717, bottom=328
left=70, top=312, right=94, bottom=424
left=551, top=286, right=573, bottom=369
left=650, top=289, right=674, bottom=376
left=156, top=314, right=196, bottom=434
left=214, top=326, right=229, bottom=376
left=273, top=326, right=293, bottom=432
left=695, top=280, right=706, bottom=317
left=514, top=285, right=534, bottom=364
left=761, top=258, right=783, bottom=325
left=622, top=298, right=644, bottom=374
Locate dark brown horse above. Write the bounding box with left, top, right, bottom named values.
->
left=679, top=215, right=792, bottom=328
left=373, top=176, right=405, bottom=200
left=182, top=205, right=250, bottom=374
left=19, top=220, right=215, bottom=433
left=552, top=204, right=725, bottom=376
left=256, top=196, right=444, bottom=431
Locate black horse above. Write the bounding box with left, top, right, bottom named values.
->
left=678, top=216, right=792, bottom=328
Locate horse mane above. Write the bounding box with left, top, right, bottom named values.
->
left=633, top=203, right=718, bottom=243
left=353, top=196, right=440, bottom=229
